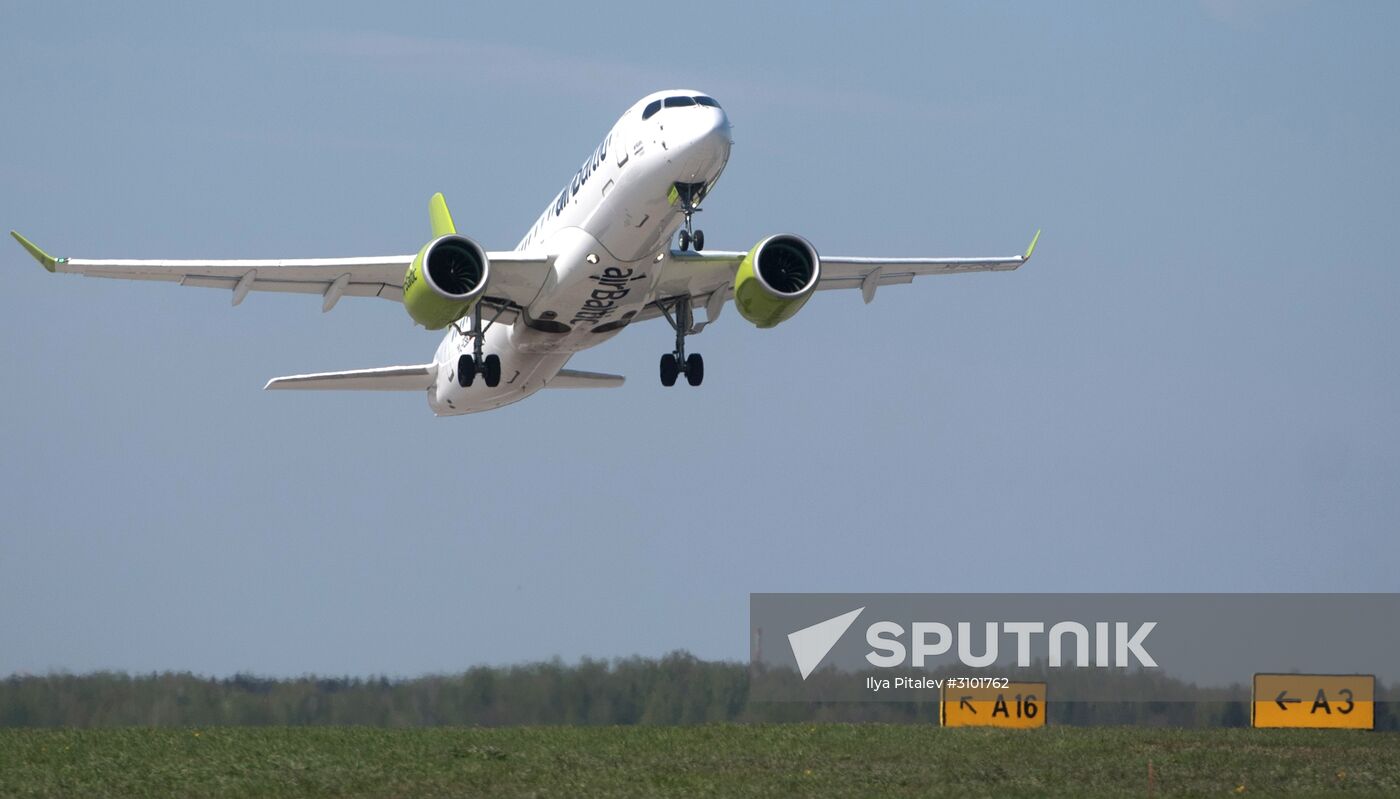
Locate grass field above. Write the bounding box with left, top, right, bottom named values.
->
left=2, top=725, right=1398, bottom=798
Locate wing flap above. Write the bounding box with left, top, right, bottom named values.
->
left=814, top=273, right=914, bottom=292
left=264, top=363, right=437, bottom=391
left=178, top=275, right=399, bottom=299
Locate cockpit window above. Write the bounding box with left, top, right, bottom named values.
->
left=642, top=100, right=662, bottom=120
left=663, top=95, right=696, bottom=108
left=693, top=96, right=720, bottom=108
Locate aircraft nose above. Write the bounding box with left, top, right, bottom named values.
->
left=685, top=107, right=731, bottom=159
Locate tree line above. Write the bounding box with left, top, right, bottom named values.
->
left=2, top=653, right=1392, bottom=729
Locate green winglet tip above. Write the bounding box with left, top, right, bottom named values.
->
left=428, top=192, right=457, bottom=237
left=10, top=231, right=58, bottom=272
left=1023, top=229, right=1042, bottom=260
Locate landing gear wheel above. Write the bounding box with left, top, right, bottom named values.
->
left=678, top=229, right=691, bottom=251
left=660, top=353, right=679, bottom=387
left=685, top=353, right=704, bottom=386
left=483, top=354, right=502, bottom=388
left=692, top=230, right=705, bottom=252
left=457, top=354, right=475, bottom=387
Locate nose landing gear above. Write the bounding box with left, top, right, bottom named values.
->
left=658, top=297, right=704, bottom=387
left=673, top=183, right=706, bottom=252
left=678, top=226, right=704, bottom=252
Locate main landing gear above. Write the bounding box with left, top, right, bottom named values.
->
left=674, top=183, right=705, bottom=252
left=658, top=297, right=704, bottom=387
left=455, top=303, right=501, bottom=388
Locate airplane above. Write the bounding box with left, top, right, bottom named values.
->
left=11, top=89, right=1039, bottom=416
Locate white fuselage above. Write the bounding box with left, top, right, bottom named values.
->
left=428, top=90, right=732, bottom=415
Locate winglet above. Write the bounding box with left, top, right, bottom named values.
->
left=10, top=231, right=60, bottom=272
left=1023, top=229, right=1042, bottom=261
left=428, top=193, right=457, bottom=237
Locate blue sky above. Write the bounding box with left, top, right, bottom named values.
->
left=2, top=1, right=1397, bottom=676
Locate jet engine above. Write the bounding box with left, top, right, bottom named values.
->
left=733, top=234, right=821, bottom=328
left=401, top=234, right=491, bottom=329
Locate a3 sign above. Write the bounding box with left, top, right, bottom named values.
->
left=1252, top=674, right=1374, bottom=730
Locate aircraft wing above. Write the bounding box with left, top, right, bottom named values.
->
left=9, top=231, right=549, bottom=318
left=636, top=231, right=1039, bottom=324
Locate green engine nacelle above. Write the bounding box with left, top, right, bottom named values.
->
left=401, top=234, right=491, bottom=329
left=733, top=234, right=821, bottom=328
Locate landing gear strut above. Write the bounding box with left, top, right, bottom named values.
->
left=658, top=297, right=704, bottom=387
left=455, top=303, right=501, bottom=388
left=674, top=184, right=705, bottom=252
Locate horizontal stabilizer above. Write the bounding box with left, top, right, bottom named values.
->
left=546, top=369, right=625, bottom=389
left=264, top=363, right=437, bottom=391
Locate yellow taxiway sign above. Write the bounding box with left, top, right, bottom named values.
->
left=1252, top=673, right=1374, bottom=730
left=940, top=681, right=1047, bottom=728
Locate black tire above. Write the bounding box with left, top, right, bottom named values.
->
left=693, top=230, right=705, bottom=251
left=457, top=354, right=475, bottom=387
left=660, top=353, right=679, bottom=387
left=484, top=354, right=502, bottom=388
left=685, top=353, right=704, bottom=386
left=678, top=229, right=690, bottom=251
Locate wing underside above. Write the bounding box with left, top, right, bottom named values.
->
left=635, top=231, right=1040, bottom=325
left=10, top=231, right=548, bottom=318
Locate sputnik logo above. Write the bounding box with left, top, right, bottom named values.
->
left=787, top=607, right=1159, bottom=678
left=787, top=607, right=864, bottom=680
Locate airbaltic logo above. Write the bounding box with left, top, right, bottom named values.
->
left=570, top=267, right=646, bottom=325
left=787, top=607, right=1158, bottom=680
